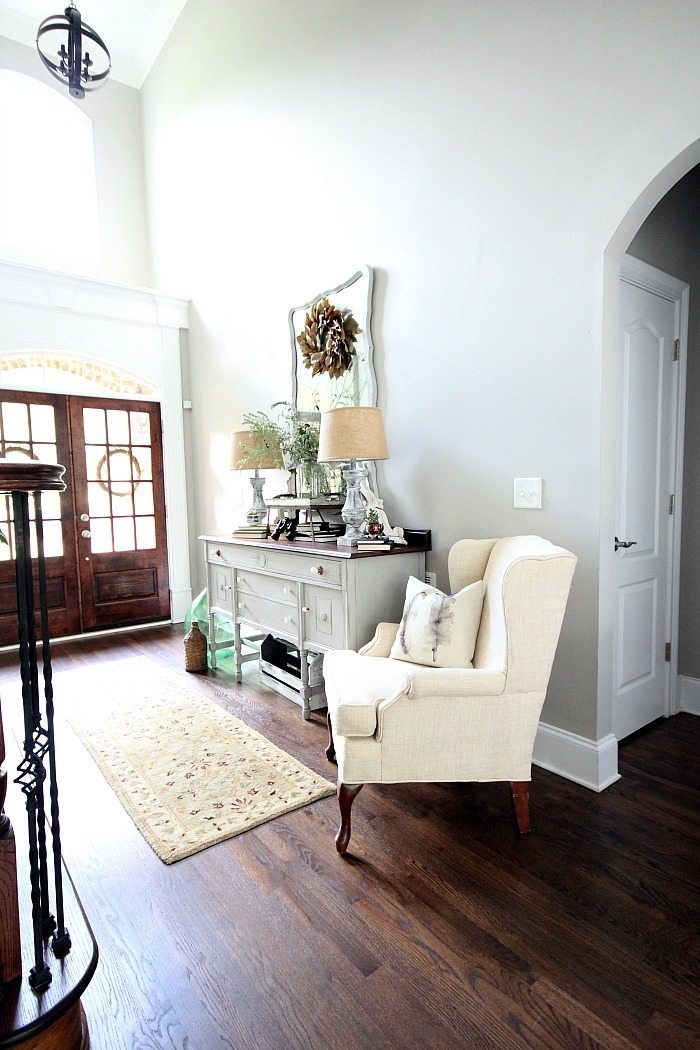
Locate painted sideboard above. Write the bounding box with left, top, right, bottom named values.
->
left=201, top=536, right=426, bottom=718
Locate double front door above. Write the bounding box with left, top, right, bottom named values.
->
left=0, top=391, right=170, bottom=646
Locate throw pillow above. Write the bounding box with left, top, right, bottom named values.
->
left=389, top=576, right=485, bottom=669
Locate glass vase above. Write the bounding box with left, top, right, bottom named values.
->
left=296, top=462, right=327, bottom=498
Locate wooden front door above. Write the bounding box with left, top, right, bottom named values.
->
left=0, top=392, right=170, bottom=645
left=0, top=391, right=81, bottom=641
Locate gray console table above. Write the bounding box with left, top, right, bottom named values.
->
left=201, top=535, right=426, bottom=718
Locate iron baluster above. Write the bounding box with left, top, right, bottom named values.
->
left=34, top=492, right=71, bottom=956
left=12, top=491, right=52, bottom=991
left=19, top=493, right=55, bottom=939
left=24, top=496, right=53, bottom=932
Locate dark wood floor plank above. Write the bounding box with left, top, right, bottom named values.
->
left=235, top=820, right=511, bottom=1049
left=351, top=786, right=699, bottom=1042
left=0, top=625, right=698, bottom=1050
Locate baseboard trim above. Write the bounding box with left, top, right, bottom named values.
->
left=678, top=675, right=700, bottom=715
left=533, top=722, right=620, bottom=792
left=171, top=587, right=192, bottom=625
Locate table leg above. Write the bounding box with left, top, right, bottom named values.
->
left=208, top=607, right=217, bottom=669
left=234, top=622, right=243, bottom=684
left=300, top=648, right=311, bottom=720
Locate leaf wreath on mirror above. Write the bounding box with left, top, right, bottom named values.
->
left=297, top=296, right=361, bottom=379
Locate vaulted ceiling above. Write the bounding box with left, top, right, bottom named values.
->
left=0, top=0, right=188, bottom=88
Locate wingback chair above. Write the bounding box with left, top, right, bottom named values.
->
left=322, top=535, right=577, bottom=855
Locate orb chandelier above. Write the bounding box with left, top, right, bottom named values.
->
left=36, top=2, right=111, bottom=100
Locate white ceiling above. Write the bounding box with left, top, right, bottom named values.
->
left=0, top=0, right=188, bottom=89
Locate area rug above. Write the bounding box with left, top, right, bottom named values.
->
left=64, top=661, right=336, bottom=864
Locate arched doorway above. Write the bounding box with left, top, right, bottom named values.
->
left=0, top=262, right=192, bottom=629
left=599, top=139, right=700, bottom=755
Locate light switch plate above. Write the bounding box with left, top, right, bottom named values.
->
left=514, top=477, right=542, bottom=509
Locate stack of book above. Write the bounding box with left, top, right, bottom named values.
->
left=232, top=522, right=268, bottom=540
left=356, top=534, right=394, bottom=551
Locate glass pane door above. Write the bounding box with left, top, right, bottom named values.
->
left=0, top=391, right=81, bottom=642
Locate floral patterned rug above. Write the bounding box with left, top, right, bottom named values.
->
left=65, top=661, right=335, bottom=864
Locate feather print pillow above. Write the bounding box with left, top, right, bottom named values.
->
left=389, top=576, right=485, bottom=669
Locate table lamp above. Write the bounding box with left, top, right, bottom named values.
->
left=230, top=430, right=283, bottom=525
left=317, top=407, right=389, bottom=547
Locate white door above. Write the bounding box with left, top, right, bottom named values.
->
left=614, top=258, right=685, bottom=740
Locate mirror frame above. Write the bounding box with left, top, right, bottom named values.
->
left=289, top=265, right=376, bottom=418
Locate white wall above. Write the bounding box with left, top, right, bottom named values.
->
left=0, top=36, right=150, bottom=287
left=136, top=0, right=700, bottom=746
left=628, top=166, right=700, bottom=679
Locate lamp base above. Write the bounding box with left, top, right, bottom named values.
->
left=337, top=527, right=362, bottom=547
left=338, top=462, right=367, bottom=547
left=246, top=472, right=267, bottom=524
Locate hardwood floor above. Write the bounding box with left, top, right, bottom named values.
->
left=1, top=625, right=698, bottom=1049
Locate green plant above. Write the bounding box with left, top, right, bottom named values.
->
left=243, top=402, right=320, bottom=469
left=365, top=507, right=380, bottom=525
left=239, top=410, right=285, bottom=465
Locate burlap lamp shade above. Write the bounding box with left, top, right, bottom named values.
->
left=317, top=407, right=389, bottom=463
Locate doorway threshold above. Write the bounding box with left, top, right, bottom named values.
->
left=0, top=619, right=174, bottom=654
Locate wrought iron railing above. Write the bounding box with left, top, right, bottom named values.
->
left=0, top=460, right=71, bottom=991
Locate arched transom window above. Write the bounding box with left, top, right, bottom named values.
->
left=0, top=353, right=155, bottom=397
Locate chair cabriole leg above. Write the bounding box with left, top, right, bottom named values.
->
left=325, top=712, right=336, bottom=764
left=510, top=781, right=531, bottom=834
left=336, top=783, right=363, bottom=855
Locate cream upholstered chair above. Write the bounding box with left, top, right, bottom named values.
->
left=322, top=535, right=576, bottom=855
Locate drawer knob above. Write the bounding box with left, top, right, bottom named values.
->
left=319, top=612, right=329, bottom=622
left=310, top=565, right=324, bottom=576
left=215, top=548, right=221, bottom=557
left=238, top=601, right=243, bottom=609
left=302, top=606, right=310, bottom=613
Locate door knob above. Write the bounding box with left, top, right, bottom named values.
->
left=79, top=513, right=89, bottom=522
left=81, top=529, right=91, bottom=539
left=614, top=536, right=637, bottom=551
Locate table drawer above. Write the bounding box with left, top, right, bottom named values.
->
left=235, top=570, right=297, bottom=605
left=207, top=541, right=342, bottom=587
left=259, top=548, right=343, bottom=586
left=236, top=593, right=300, bottom=640
left=302, top=585, right=345, bottom=649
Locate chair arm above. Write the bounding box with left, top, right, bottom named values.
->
left=376, top=668, right=509, bottom=744
left=323, top=650, right=411, bottom=737
left=397, top=667, right=506, bottom=701
left=358, top=622, right=400, bottom=658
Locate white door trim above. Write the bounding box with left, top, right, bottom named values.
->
left=0, top=260, right=193, bottom=622
left=618, top=255, right=689, bottom=721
